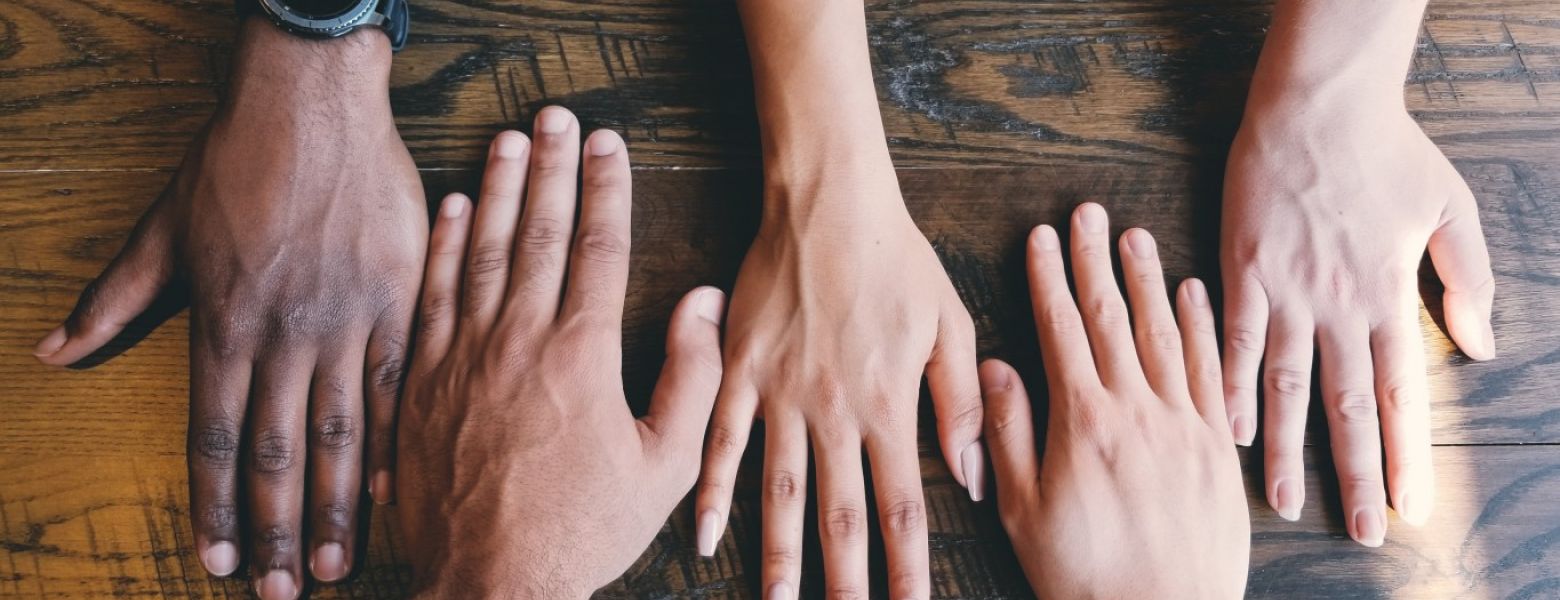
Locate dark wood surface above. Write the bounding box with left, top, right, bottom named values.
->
left=1, top=1, right=1557, bottom=598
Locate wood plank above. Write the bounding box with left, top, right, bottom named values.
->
left=0, top=0, right=1556, bottom=172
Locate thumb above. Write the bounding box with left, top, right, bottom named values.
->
left=1427, top=188, right=1496, bottom=361
left=641, top=287, right=727, bottom=464
left=34, top=203, right=175, bottom=366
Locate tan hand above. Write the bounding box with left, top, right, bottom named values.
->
left=986, top=203, right=1249, bottom=599
left=396, top=110, right=725, bottom=598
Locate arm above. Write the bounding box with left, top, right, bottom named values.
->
left=985, top=204, right=1249, bottom=599
left=396, top=115, right=725, bottom=598
left=34, top=17, right=427, bottom=595
left=1221, top=0, right=1494, bottom=545
left=693, top=2, right=987, bottom=598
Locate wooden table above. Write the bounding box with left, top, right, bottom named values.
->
left=2, top=0, right=1557, bottom=598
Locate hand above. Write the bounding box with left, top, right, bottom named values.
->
left=1221, top=97, right=1494, bottom=543
left=694, top=168, right=984, bottom=599
left=984, top=203, right=1249, bottom=599
left=396, top=110, right=727, bottom=598
left=31, top=20, right=425, bottom=596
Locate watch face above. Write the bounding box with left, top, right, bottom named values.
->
left=285, top=0, right=361, bottom=19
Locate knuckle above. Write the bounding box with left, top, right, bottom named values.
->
left=822, top=505, right=866, bottom=540
left=1083, top=298, right=1128, bottom=328
left=517, top=216, right=569, bottom=250
left=1038, top=304, right=1081, bottom=333
left=1266, top=367, right=1310, bottom=400
left=575, top=228, right=627, bottom=264
left=1143, top=323, right=1181, bottom=352
left=763, top=546, right=798, bottom=570
left=880, top=497, right=926, bottom=536
left=1227, top=325, right=1264, bottom=352
left=317, top=502, right=353, bottom=528
left=199, top=503, right=237, bottom=531
left=193, top=420, right=240, bottom=465
left=257, top=525, right=297, bottom=553
left=987, top=406, right=1031, bottom=449
left=1330, top=391, right=1379, bottom=426
left=466, top=244, right=510, bottom=280
left=1378, top=382, right=1422, bottom=414
left=371, top=343, right=408, bottom=398
left=251, top=430, right=299, bottom=474
left=942, top=393, right=984, bottom=434
left=1068, top=397, right=1114, bottom=446
left=705, top=424, right=744, bottom=459
left=826, top=586, right=866, bottom=600
left=312, top=413, right=358, bottom=452
left=766, top=469, right=805, bottom=505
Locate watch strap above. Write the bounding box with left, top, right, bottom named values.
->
left=235, top=0, right=408, bottom=52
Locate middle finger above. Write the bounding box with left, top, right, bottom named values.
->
left=1069, top=203, right=1143, bottom=387
left=246, top=350, right=314, bottom=600
left=812, top=426, right=869, bottom=598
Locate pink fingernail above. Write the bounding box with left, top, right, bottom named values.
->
left=587, top=129, right=622, bottom=156
left=1126, top=229, right=1155, bottom=258
left=1273, top=479, right=1302, bottom=521
left=440, top=194, right=467, bottom=219
left=256, top=570, right=297, bottom=600
left=696, top=509, right=721, bottom=557
left=312, top=542, right=348, bottom=582
left=494, top=130, right=528, bottom=158
left=33, top=325, right=66, bottom=358
left=370, top=470, right=393, bottom=505
left=1231, top=415, right=1254, bottom=446
left=961, top=441, right=986, bottom=502
left=1032, top=225, right=1059, bottom=251
left=766, top=581, right=792, bottom=600
left=1184, top=279, right=1208, bottom=307
left=536, top=106, right=572, bottom=135
left=201, top=541, right=238, bottom=577
left=1352, top=507, right=1386, bottom=547
left=1077, top=203, right=1107, bottom=233
left=695, top=288, right=725, bottom=325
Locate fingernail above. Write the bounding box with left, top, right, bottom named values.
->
left=33, top=325, right=66, bottom=358
left=979, top=362, right=1010, bottom=393
left=1231, top=415, right=1254, bottom=446
left=695, top=288, right=725, bottom=325
left=587, top=129, right=622, bottom=156
left=1126, top=229, right=1155, bottom=258
left=256, top=570, right=297, bottom=600
left=766, top=581, right=791, bottom=600
left=1032, top=225, right=1059, bottom=251
left=1353, top=507, right=1386, bottom=547
left=440, top=194, right=467, bottom=219
left=1475, top=326, right=1497, bottom=361
left=961, top=441, right=985, bottom=502
left=311, top=542, right=347, bottom=582
left=494, top=130, right=527, bottom=158
left=537, top=106, right=572, bottom=135
left=1078, top=203, right=1106, bottom=233
left=696, top=509, right=721, bottom=557
left=1397, top=492, right=1429, bottom=526
left=1184, top=279, right=1208, bottom=307
left=1273, top=479, right=1301, bottom=521
left=201, top=541, right=238, bottom=577
left=370, top=470, right=392, bottom=505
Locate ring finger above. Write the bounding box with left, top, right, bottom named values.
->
left=761, top=412, right=808, bottom=600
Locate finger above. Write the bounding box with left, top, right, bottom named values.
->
left=760, top=416, right=808, bottom=600
left=864, top=429, right=932, bottom=600
left=980, top=359, right=1039, bottom=504
left=307, top=345, right=367, bottom=583
left=35, top=201, right=175, bottom=365
left=694, top=371, right=758, bottom=557
left=461, top=130, right=531, bottom=328
left=1318, top=323, right=1388, bottom=547
left=812, top=428, right=870, bottom=599
left=246, top=353, right=314, bottom=600
left=1261, top=310, right=1313, bottom=523
left=1176, top=279, right=1227, bottom=429
left=561, top=129, right=632, bottom=325
left=1428, top=189, right=1496, bottom=360
left=413, top=193, right=473, bottom=368
left=1026, top=224, right=1098, bottom=389
left=642, top=287, right=727, bottom=462
left=1069, top=203, right=1142, bottom=387
left=926, top=303, right=985, bottom=502
left=365, top=304, right=413, bottom=507
left=1118, top=228, right=1187, bottom=400
left=1372, top=312, right=1433, bottom=527
left=187, top=319, right=250, bottom=578
left=507, top=106, right=581, bottom=324
left=1221, top=270, right=1269, bottom=446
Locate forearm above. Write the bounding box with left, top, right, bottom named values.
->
left=738, top=0, right=896, bottom=200
left=1247, top=0, right=1427, bottom=116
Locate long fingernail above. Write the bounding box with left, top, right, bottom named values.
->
left=201, top=541, right=238, bottom=577
left=695, top=288, right=725, bottom=325
left=370, top=470, right=393, bottom=505
left=256, top=570, right=297, bottom=600
left=1474, top=326, right=1497, bottom=361
left=1126, top=228, right=1155, bottom=258
left=696, top=509, right=721, bottom=557
left=537, top=106, right=572, bottom=135
left=33, top=325, right=66, bottom=358
left=766, top=581, right=792, bottom=600
left=587, top=129, right=622, bottom=156
left=312, top=542, right=348, bottom=582
left=961, top=441, right=985, bottom=502
left=1352, top=507, right=1386, bottom=547
left=1273, top=479, right=1301, bottom=521
left=1078, top=203, right=1106, bottom=233
left=1230, top=415, right=1254, bottom=446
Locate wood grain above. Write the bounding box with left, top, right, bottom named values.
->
left=2, top=0, right=1558, bottom=597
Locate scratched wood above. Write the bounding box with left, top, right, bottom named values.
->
left=1, top=0, right=1558, bottom=598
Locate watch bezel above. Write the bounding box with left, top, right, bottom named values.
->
left=258, top=0, right=379, bottom=37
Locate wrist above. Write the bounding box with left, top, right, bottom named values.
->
left=413, top=552, right=592, bottom=600
left=1243, top=0, right=1426, bottom=121
left=226, top=16, right=392, bottom=115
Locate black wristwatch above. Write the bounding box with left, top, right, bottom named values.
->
left=236, top=0, right=409, bottom=52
